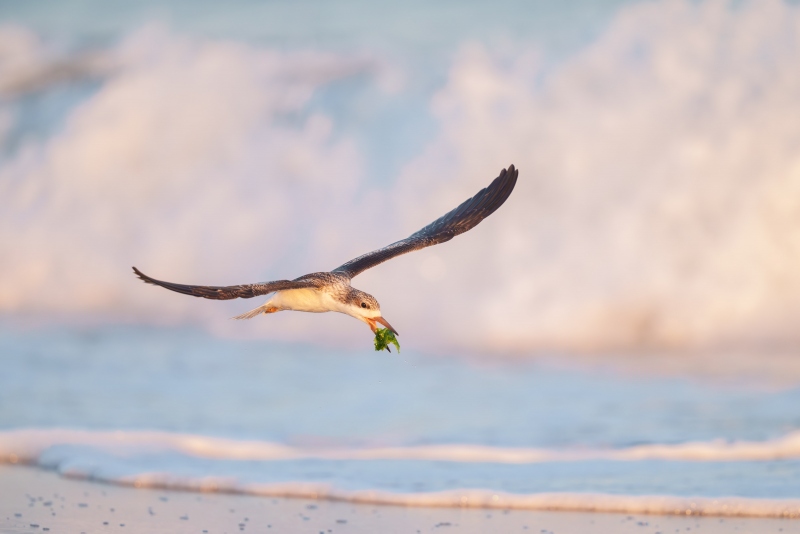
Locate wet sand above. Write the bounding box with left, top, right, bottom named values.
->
left=1, top=465, right=796, bottom=534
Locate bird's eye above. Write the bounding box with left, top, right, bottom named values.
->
left=361, top=302, right=367, bottom=309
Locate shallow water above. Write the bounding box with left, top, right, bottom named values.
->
left=2, top=324, right=800, bottom=513
left=2, top=324, right=799, bottom=448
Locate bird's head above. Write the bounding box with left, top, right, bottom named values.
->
left=345, top=288, right=398, bottom=336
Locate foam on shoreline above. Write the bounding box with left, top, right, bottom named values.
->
left=4, top=428, right=800, bottom=464
left=2, top=429, right=800, bottom=518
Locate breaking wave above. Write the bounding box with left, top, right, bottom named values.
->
left=3, top=0, right=800, bottom=354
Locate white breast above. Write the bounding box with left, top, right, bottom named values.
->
left=268, top=288, right=339, bottom=313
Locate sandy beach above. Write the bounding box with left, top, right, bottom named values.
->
left=1, top=465, right=796, bottom=534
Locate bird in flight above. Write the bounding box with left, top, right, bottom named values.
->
left=133, top=165, right=518, bottom=336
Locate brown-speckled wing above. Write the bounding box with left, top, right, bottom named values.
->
left=334, top=164, right=518, bottom=279
left=132, top=267, right=319, bottom=300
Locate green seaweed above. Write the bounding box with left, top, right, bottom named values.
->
left=374, top=328, right=400, bottom=353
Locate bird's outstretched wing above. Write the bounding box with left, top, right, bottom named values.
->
left=333, top=164, right=518, bottom=279
left=132, top=267, right=318, bottom=300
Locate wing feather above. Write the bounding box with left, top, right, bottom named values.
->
left=132, top=267, right=318, bottom=300
left=333, top=164, right=518, bottom=278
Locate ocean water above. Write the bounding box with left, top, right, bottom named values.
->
left=2, top=0, right=800, bottom=519
left=2, top=324, right=800, bottom=517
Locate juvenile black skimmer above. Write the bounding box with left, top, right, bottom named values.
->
left=133, top=165, right=518, bottom=335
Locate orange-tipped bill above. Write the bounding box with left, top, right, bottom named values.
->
left=368, top=316, right=399, bottom=335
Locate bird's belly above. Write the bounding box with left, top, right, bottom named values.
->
left=270, top=288, right=332, bottom=313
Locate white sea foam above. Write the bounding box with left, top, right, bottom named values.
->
left=3, top=1, right=800, bottom=354
left=0, top=25, right=379, bottom=343
left=5, top=428, right=800, bottom=465
left=2, top=428, right=800, bottom=518
left=388, top=0, right=800, bottom=353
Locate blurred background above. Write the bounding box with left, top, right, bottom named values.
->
left=2, top=0, right=800, bottom=507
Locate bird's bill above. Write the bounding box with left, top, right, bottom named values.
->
left=367, top=316, right=399, bottom=336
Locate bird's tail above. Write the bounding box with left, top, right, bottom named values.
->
left=231, top=304, right=278, bottom=320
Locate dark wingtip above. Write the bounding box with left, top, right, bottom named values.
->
left=506, top=164, right=518, bottom=181
left=507, top=164, right=519, bottom=191
left=132, top=266, right=154, bottom=285
left=494, top=164, right=518, bottom=206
